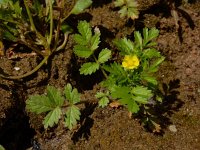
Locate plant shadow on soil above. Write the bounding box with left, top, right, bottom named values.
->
left=91, top=0, right=112, bottom=8
left=72, top=103, right=97, bottom=143
left=0, top=82, right=36, bottom=150
left=135, top=79, right=184, bottom=134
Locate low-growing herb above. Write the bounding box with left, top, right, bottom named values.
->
left=114, top=0, right=139, bottom=20
left=26, top=84, right=81, bottom=130
left=95, top=91, right=110, bottom=107
left=73, top=21, right=111, bottom=77
left=102, top=27, right=164, bottom=112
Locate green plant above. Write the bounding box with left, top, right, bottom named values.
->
left=73, top=20, right=111, bottom=77
left=114, top=0, right=139, bottom=20
left=73, top=21, right=164, bottom=113
left=95, top=91, right=110, bottom=107
left=26, top=84, right=81, bottom=130
left=0, top=0, right=92, bottom=80
left=103, top=27, right=164, bottom=112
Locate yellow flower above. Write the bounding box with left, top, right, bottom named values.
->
left=122, top=55, right=140, bottom=69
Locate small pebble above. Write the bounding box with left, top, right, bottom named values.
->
left=169, top=125, right=177, bottom=133
left=197, top=88, right=200, bottom=93
left=14, top=67, right=20, bottom=71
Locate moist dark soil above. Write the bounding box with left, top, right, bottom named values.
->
left=0, top=0, right=200, bottom=150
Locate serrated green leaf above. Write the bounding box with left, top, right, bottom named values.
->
left=143, top=48, right=161, bottom=58
left=152, top=56, right=165, bottom=67
left=142, top=75, right=158, bottom=85
left=128, top=7, right=139, bottom=20
left=102, top=62, right=123, bottom=74
left=115, top=0, right=139, bottom=20
left=90, top=32, right=100, bottom=51
left=65, top=83, right=72, bottom=100
left=134, top=31, right=142, bottom=49
left=98, top=48, right=111, bottom=64
left=143, top=28, right=148, bottom=44
left=73, top=45, right=93, bottom=58
left=118, top=6, right=127, bottom=18
left=127, top=100, right=139, bottom=113
left=74, top=34, right=88, bottom=45
left=98, top=97, right=109, bottom=108
left=118, top=96, right=131, bottom=106
left=143, top=28, right=159, bottom=46
left=113, top=38, right=134, bottom=55
left=72, top=89, right=79, bottom=104
left=146, top=41, right=157, bottom=47
left=26, top=95, right=54, bottom=114
left=64, top=84, right=80, bottom=105
left=79, top=62, right=99, bottom=75
left=101, top=64, right=112, bottom=72
left=71, top=0, right=92, bottom=15
left=111, top=86, right=131, bottom=99
left=47, top=86, right=64, bottom=107
left=43, top=107, right=62, bottom=129
left=131, top=86, right=153, bottom=99
left=114, top=0, right=124, bottom=7
left=128, top=0, right=138, bottom=8
left=149, top=28, right=159, bottom=41
left=149, top=56, right=165, bottom=72
left=101, top=77, right=116, bottom=91
left=95, top=92, right=107, bottom=98
left=65, top=105, right=81, bottom=130
left=133, top=96, right=148, bottom=104
left=118, top=97, right=140, bottom=113
left=77, top=21, right=92, bottom=41
left=102, top=62, right=128, bottom=87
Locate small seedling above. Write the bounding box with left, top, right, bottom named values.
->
left=73, top=21, right=111, bottom=77
left=114, top=0, right=139, bottom=20
left=95, top=91, right=110, bottom=107
left=26, top=84, right=81, bottom=130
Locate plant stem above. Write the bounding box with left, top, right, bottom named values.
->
left=24, top=0, right=48, bottom=49
left=93, top=54, right=108, bottom=79
left=52, top=12, right=61, bottom=52
left=0, top=19, right=23, bottom=26
left=19, top=40, right=45, bottom=56
left=56, top=33, right=69, bottom=51
left=0, top=56, right=49, bottom=80
left=101, top=66, right=108, bottom=79
left=48, top=0, right=53, bottom=47
left=62, top=99, right=98, bottom=108
left=24, top=0, right=37, bottom=32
